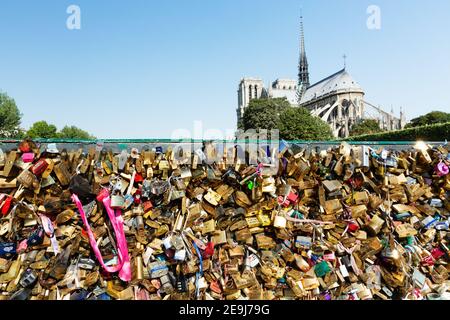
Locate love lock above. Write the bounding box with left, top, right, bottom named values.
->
left=19, top=269, right=38, bottom=288
left=118, top=150, right=128, bottom=171
left=110, top=190, right=125, bottom=209
left=150, top=179, right=169, bottom=195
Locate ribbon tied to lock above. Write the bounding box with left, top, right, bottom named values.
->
left=38, top=213, right=60, bottom=256
left=71, top=192, right=131, bottom=282
left=336, top=242, right=362, bottom=276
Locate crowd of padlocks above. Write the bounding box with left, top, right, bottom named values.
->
left=0, top=139, right=449, bottom=300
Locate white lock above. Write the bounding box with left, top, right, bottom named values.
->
left=362, top=146, right=370, bottom=167
left=340, top=264, right=349, bottom=278
left=163, top=236, right=173, bottom=249
left=274, top=215, right=287, bottom=229
left=245, top=253, right=260, bottom=268
left=118, top=150, right=128, bottom=170
left=142, top=247, right=154, bottom=266
left=174, top=249, right=186, bottom=261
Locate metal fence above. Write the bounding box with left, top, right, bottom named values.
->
left=0, top=138, right=446, bottom=154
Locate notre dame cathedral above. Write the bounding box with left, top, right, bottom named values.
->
left=236, top=16, right=406, bottom=138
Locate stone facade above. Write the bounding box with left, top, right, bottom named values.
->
left=237, top=78, right=265, bottom=126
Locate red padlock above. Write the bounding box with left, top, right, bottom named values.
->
left=277, top=196, right=290, bottom=207
left=431, top=248, right=445, bottom=260
left=202, top=242, right=215, bottom=259
left=348, top=222, right=359, bottom=233
left=18, top=140, right=31, bottom=153
left=1, top=196, right=12, bottom=216
left=210, top=281, right=222, bottom=294
left=32, top=158, right=49, bottom=176
left=421, top=255, right=435, bottom=266
left=143, top=200, right=153, bottom=212
left=287, top=191, right=298, bottom=203
left=134, top=173, right=144, bottom=183
left=81, top=229, right=89, bottom=240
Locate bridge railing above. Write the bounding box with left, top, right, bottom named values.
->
left=0, top=138, right=445, bottom=154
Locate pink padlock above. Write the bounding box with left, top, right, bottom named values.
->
left=323, top=252, right=336, bottom=262
left=277, top=196, right=290, bottom=207
left=436, top=162, right=449, bottom=177
left=287, top=191, right=298, bottom=203
left=22, top=152, right=34, bottom=163
left=96, top=188, right=110, bottom=202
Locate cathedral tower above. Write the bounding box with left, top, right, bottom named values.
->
left=297, top=14, right=310, bottom=104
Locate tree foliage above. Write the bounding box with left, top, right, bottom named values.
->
left=350, top=119, right=383, bottom=136
left=279, top=107, right=333, bottom=141
left=26, top=122, right=96, bottom=139
left=26, top=121, right=58, bottom=139
left=58, top=126, right=95, bottom=140
left=242, top=98, right=333, bottom=141
left=0, top=92, right=23, bottom=138
left=242, top=98, right=290, bottom=131
left=405, top=111, right=450, bottom=128
left=345, top=122, right=450, bottom=142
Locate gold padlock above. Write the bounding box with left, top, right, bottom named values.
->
left=366, top=215, right=385, bottom=236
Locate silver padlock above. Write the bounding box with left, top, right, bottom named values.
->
left=110, top=191, right=125, bottom=209
left=118, top=150, right=128, bottom=171
left=142, top=180, right=152, bottom=198
left=123, top=194, right=134, bottom=209
left=150, top=179, right=169, bottom=195
left=148, top=261, right=169, bottom=278
left=78, top=257, right=96, bottom=270
left=160, top=274, right=174, bottom=293
left=171, top=235, right=185, bottom=251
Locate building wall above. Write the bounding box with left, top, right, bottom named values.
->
left=303, top=91, right=365, bottom=137
left=271, top=79, right=297, bottom=91
left=237, top=78, right=265, bottom=125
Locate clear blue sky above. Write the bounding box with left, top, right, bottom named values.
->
left=1, top=0, right=449, bottom=139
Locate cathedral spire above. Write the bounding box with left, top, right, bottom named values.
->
left=297, top=13, right=310, bottom=104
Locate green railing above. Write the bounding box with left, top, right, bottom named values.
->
left=1, top=138, right=446, bottom=155
left=0, top=138, right=444, bottom=145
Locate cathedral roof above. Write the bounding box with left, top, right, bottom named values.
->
left=299, top=68, right=364, bottom=104
left=269, top=88, right=297, bottom=105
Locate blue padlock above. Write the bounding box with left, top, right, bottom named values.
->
left=27, top=226, right=45, bottom=247
left=96, top=293, right=112, bottom=300
left=123, top=194, right=134, bottom=209
left=0, top=242, right=17, bottom=258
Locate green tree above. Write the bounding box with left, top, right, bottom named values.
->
left=58, top=126, right=95, bottom=140
left=26, top=121, right=58, bottom=139
left=242, top=98, right=290, bottom=131
left=0, top=92, right=23, bottom=138
left=279, top=107, right=333, bottom=141
left=405, top=111, right=450, bottom=128
left=350, top=119, right=383, bottom=136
